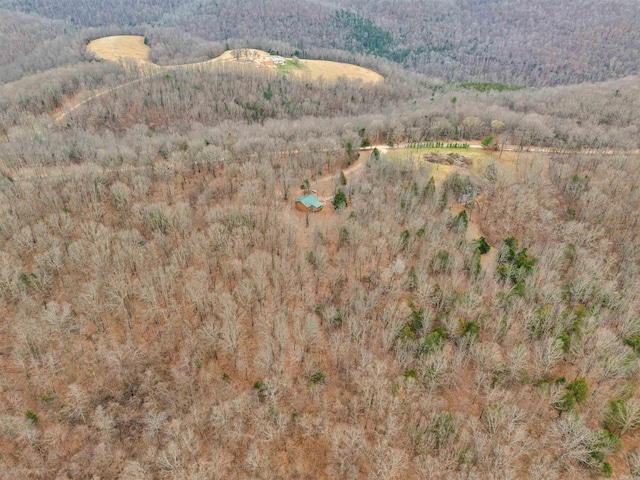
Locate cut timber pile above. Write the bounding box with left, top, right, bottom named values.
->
left=424, top=152, right=473, bottom=166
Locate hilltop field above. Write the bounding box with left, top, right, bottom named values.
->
left=86, top=35, right=153, bottom=64
left=87, top=35, right=384, bottom=84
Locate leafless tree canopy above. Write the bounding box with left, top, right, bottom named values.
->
left=2, top=0, right=640, bottom=85
left=1, top=1, right=640, bottom=478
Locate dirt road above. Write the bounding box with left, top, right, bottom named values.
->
left=311, top=146, right=387, bottom=201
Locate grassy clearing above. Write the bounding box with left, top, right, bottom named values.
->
left=295, top=59, right=383, bottom=84
left=388, top=147, right=495, bottom=177
left=457, top=81, right=525, bottom=92
left=86, top=35, right=150, bottom=63
left=277, top=59, right=307, bottom=73
left=86, top=35, right=384, bottom=84
left=387, top=146, right=536, bottom=184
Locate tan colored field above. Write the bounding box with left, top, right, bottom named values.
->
left=194, top=48, right=271, bottom=67
left=85, top=36, right=383, bottom=84
left=296, top=59, right=383, bottom=84
left=387, top=147, right=497, bottom=184
left=86, top=35, right=151, bottom=63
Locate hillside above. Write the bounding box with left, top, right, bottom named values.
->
left=85, top=35, right=384, bottom=84
left=1, top=60, right=640, bottom=477
left=2, top=0, right=640, bottom=85
left=0, top=1, right=640, bottom=479
left=86, top=35, right=152, bottom=64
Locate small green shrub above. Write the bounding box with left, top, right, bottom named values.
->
left=430, top=250, right=450, bottom=274
left=512, top=281, right=526, bottom=298
left=263, top=84, right=273, bottom=100
left=19, top=272, right=37, bottom=287
left=497, top=237, right=537, bottom=284
left=603, top=398, right=640, bottom=436
left=420, top=327, right=447, bottom=355
left=585, top=430, right=620, bottom=468
left=490, top=363, right=509, bottom=388
left=333, top=189, right=348, bottom=209
left=331, top=308, right=345, bottom=327
left=481, top=135, right=495, bottom=148
left=451, top=210, right=468, bottom=229
left=407, top=308, right=424, bottom=334
left=403, top=369, right=418, bottom=380
left=310, top=371, right=326, bottom=385
left=253, top=380, right=267, bottom=392
left=338, top=226, right=350, bottom=249
left=460, top=320, right=479, bottom=340
left=567, top=378, right=588, bottom=404
left=553, top=392, right=575, bottom=413
left=474, top=237, right=491, bottom=254
left=429, top=411, right=455, bottom=449
left=423, top=176, right=436, bottom=200
left=41, top=391, right=57, bottom=405
left=398, top=325, right=415, bottom=341
left=406, top=266, right=418, bottom=291
left=25, top=411, right=38, bottom=425
left=625, top=336, right=640, bottom=355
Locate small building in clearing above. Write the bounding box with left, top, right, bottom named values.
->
left=262, top=55, right=286, bottom=67
left=295, top=194, right=323, bottom=213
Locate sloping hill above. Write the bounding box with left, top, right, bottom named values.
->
left=86, top=35, right=383, bottom=84
left=86, top=35, right=151, bottom=64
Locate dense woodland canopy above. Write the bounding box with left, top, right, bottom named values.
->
left=1, top=0, right=640, bottom=479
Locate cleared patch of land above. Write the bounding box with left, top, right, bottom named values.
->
left=291, top=59, right=383, bottom=84
left=86, top=36, right=383, bottom=84
left=387, top=146, right=501, bottom=183
left=195, top=48, right=270, bottom=65
left=86, top=35, right=151, bottom=64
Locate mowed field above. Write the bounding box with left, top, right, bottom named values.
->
left=386, top=146, right=507, bottom=183
left=86, top=35, right=384, bottom=84
left=86, top=35, right=151, bottom=63
left=295, top=59, right=383, bottom=83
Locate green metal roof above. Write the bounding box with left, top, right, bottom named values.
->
left=295, top=194, right=323, bottom=208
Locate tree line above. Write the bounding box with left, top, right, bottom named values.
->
left=3, top=64, right=638, bottom=175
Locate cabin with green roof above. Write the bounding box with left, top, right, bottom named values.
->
left=295, top=194, right=324, bottom=213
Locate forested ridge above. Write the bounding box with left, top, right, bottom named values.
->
left=1, top=0, right=640, bottom=479
left=1, top=0, right=640, bottom=85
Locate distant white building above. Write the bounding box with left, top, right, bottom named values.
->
left=262, top=55, right=286, bottom=67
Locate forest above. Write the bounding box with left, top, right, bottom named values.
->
left=2, top=0, right=640, bottom=85
left=1, top=1, right=640, bottom=479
